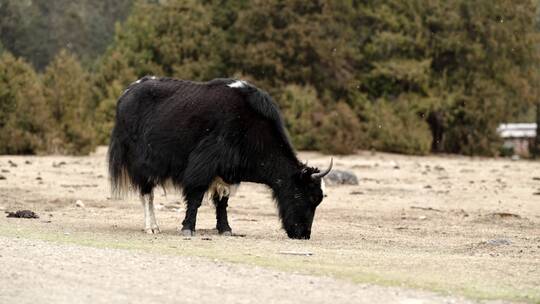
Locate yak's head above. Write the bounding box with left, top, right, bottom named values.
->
left=279, top=159, right=333, bottom=240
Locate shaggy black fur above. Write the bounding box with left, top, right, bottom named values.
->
left=108, top=77, right=327, bottom=239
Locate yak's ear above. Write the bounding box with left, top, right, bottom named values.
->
left=296, top=166, right=317, bottom=182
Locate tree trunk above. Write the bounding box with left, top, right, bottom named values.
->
left=427, top=111, right=445, bottom=153
left=535, top=101, right=540, bottom=158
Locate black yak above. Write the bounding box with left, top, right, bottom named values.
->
left=108, top=76, right=332, bottom=239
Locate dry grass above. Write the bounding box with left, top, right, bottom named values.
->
left=0, top=148, right=539, bottom=302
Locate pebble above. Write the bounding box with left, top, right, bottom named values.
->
left=75, top=200, right=85, bottom=208
left=486, top=239, right=512, bottom=246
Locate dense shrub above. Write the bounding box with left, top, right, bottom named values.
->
left=361, top=100, right=432, bottom=155
left=316, top=102, right=363, bottom=155
left=0, top=53, right=51, bottom=154
left=42, top=50, right=96, bottom=155
left=280, top=85, right=323, bottom=150
left=93, top=51, right=137, bottom=144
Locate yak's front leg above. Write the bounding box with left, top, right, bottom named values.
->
left=181, top=145, right=219, bottom=237
left=214, top=194, right=232, bottom=236
left=180, top=189, right=205, bottom=236
left=140, top=192, right=160, bottom=234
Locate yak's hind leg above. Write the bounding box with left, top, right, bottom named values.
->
left=214, top=194, right=232, bottom=236
left=140, top=191, right=160, bottom=234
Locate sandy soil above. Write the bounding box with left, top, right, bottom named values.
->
left=0, top=236, right=483, bottom=304
left=0, top=147, right=539, bottom=303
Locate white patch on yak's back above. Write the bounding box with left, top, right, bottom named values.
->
left=227, top=80, right=248, bottom=88
left=124, top=76, right=158, bottom=94
left=321, top=179, right=326, bottom=196
left=133, top=76, right=157, bottom=85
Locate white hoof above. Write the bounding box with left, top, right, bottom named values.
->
left=144, top=227, right=161, bottom=234
left=181, top=229, right=194, bottom=237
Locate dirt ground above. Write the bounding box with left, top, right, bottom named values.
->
left=0, top=147, right=538, bottom=303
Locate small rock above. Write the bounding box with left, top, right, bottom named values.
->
left=52, top=161, right=67, bottom=168
left=25, top=160, right=32, bottom=165
left=1, top=169, right=9, bottom=173
left=75, top=200, right=85, bottom=208
left=324, top=170, right=359, bottom=186
left=486, top=239, right=511, bottom=246
left=0, top=175, right=6, bottom=180
left=165, top=201, right=183, bottom=208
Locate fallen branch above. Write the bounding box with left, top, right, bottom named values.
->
left=410, top=206, right=442, bottom=212
left=279, top=251, right=313, bottom=256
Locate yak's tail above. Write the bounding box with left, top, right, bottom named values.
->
left=108, top=125, right=131, bottom=199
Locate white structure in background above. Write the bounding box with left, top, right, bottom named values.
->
left=497, top=123, right=537, bottom=156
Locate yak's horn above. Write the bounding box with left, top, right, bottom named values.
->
left=311, top=158, right=333, bottom=179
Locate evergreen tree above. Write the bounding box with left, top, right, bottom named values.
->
left=229, top=0, right=359, bottom=100
left=355, top=0, right=539, bottom=155
left=42, top=50, right=96, bottom=154
left=92, top=50, right=136, bottom=144
left=108, top=0, right=225, bottom=79
left=0, top=52, right=51, bottom=154
left=0, top=0, right=134, bottom=70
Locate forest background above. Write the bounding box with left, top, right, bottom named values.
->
left=1, top=0, right=539, bottom=157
